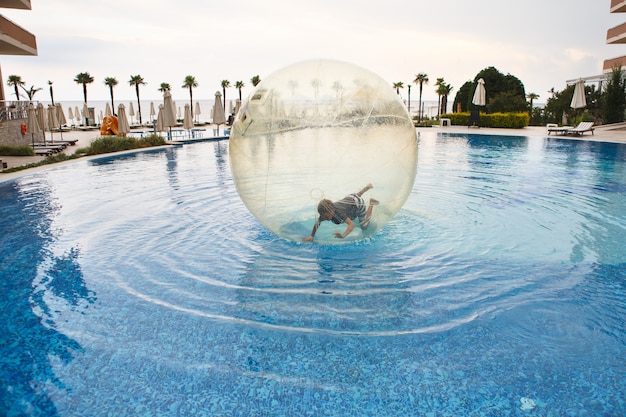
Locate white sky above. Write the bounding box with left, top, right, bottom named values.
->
left=1, top=0, right=622, bottom=104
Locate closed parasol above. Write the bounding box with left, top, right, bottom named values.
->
left=163, top=90, right=176, bottom=139
left=55, top=103, right=67, bottom=140
left=155, top=104, right=165, bottom=132
left=26, top=103, right=41, bottom=146
left=472, top=78, right=486, bottom=106
left=37, top=103, right=47, bottom=144
left=117, top=103, right=130, bottom=136
left=194, top=101, right=201, bottom=123
left=212, top=91, right=226, bottom=135
left=47, top=105, right=59, bottom=142
left=571, top=79, right=586, bottom=109
left=183, top=103, right=193, bottom=133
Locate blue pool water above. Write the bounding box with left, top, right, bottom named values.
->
left=0, top=133, right=625, bottom=416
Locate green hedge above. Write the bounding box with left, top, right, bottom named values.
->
left=441, top=112, right=530, bottom=128
left=82, top=134, right=166, bottom=155
left=0, top=144, right=35, bottom=156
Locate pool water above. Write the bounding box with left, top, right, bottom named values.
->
left=0, top=133, right=624, bottom=416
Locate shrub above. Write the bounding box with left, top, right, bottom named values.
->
left=0, top=144, right=35, bottom=156
left=440, top=112, right=529, bottom=128
left=83, top=134, right=166, bottom=155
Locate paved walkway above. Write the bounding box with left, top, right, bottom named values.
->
left=2, top=124, right=625, bottom=182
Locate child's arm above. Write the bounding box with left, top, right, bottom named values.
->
left=334, top=218, right=355, bottom=238
left=303, top=218, right=321, bottom=242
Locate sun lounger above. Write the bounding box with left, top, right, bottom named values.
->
left=547, top=124, right=572, bottom=135
left=566, top=121, right=594, bottom=136
left=52, top=139, right=78, bottom=146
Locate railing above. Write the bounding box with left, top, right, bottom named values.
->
left=0, top=100, right=32, bottom=123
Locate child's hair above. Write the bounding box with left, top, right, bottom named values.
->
left=317, top=199, right=334, bottom=217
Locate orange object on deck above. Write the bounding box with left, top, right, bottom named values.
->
left=100, top=116, right=119, bottom=136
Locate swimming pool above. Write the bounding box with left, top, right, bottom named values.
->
left=0, top=132, right=624, bottom=416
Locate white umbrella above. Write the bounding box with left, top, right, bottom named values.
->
left=156, top=104, right=165, bottom=132
left=117, top=103, right=130, bottom=136
left=234, top=99, right=242, bottom=116
left=212, top=91, right=227, bottom=134
left=150, top=102, right=156, bottom=121
left=163, top=91, right=176, bottom=139
left=194, top=101, right=201, bottom=123
left=183, top=103, right=193, bottom=133
left=47, top=105, right=59, bottom=142
left=82, top=103, right=89, bottom=126
left=55, top=103, right=67, bottom=140
left=129, top=102, right=135, bottom=125
left=37, top=103, right=47, bottom=144
left=105, top=102, right=112, bottom=117
left=68, top=106, right=74, bottom=124
left=26, top=103, right=41, bottom=146
left=75, top=106, right=80, bottom=125
left=571, top=79, right=586, bottom=109
left=472, top=78, right=486, bottom=106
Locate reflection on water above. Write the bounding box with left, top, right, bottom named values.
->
left=0, top=178, right=93, bottom=416
left=0, top=135, right=624, bottom=416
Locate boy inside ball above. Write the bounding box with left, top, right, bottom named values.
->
left=303, top=184, right=379, bottom=242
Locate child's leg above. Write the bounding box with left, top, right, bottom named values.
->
left=360, top=198, right=378, bottom=229
left=356, top=183, right=373, bottom=197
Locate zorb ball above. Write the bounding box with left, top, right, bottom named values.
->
left=229, top=59, right=418, bottom=243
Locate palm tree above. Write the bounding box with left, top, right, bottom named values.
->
left=159, top=83, right=171, bottom=93
left=74, top=72, right=94, bottom=103
left=251, top=75, right=261, bottom=87
left=103, top=77, right=118, bottom=112
left=48, top=80, right=55, bottom=104
left=7, top=75, right=25, bottom=100
left=393, top=81, right=404, bottom=96
left=437, top=82, right=453, bottom=116
left=527, top=92, right=539, bottom=114
left=74, top=72, right=94, bottom=125
left=129, top=75, right=146, bottom=125
left=434, top=77, right=445, bottom=118
left=182, top=75, right=198, bottom=118
left=413, top=73, right=428, bottom=122
left=221, top=79, right=230, bottom=113
left=235, top=81, right=245, bottom=101
left=20, top=85, right=42, bottom=101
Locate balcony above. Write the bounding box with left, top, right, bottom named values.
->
left=611, top=0, right=626, bottom=13
left=0, top=14, right=36, bottom=55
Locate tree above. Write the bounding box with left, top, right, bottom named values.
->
left=221, top=79, right=230, bottom=113
left=48, top=80, right=55, bottom=104
left=602, top=65, right=626, bottom=124
left=159, top=83, right=171, bottom=93
left=235, top=80, right=245, bottom=101
left=129, top=74, right=146, bottom=125
left=251, top=75, right=261, bottom=87
left=452, top=67, right=527, bottom=114
left=436, top=80, right=453, bottom=116
left=526, top=92, right=539, bottom=114
left=182, top=75, right=198, bottom=118
left=393, top=81, right=404, bottom=95
left=413, top=73, right=428, bottom=122
left=7, top=75, right=25, bottom=100
left=74, top=72, right=94, bottom=103
left=20, top=85, right=42, bottom=101
left=104, top=77, right=118, bottom=111
left=434, top=78, right=445, bottom=118
left=74, top=72, right=94, bottom=125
